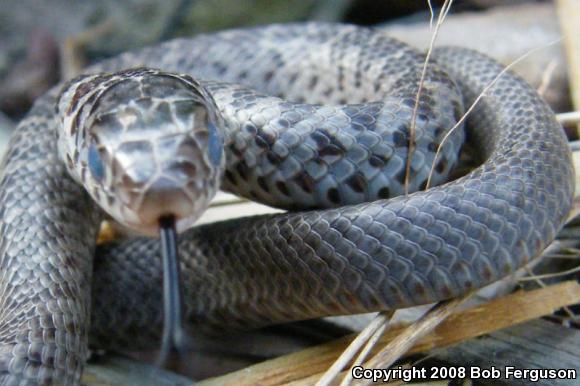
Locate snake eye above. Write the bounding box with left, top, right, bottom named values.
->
left=206, top=121, right=223, bottom=167
left=88, top=144, right=105, bottom=181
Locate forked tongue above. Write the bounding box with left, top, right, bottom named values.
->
left=156, top=215, right=191, bottom=369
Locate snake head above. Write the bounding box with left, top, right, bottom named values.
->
left=57, top=68, right=225, bottom=236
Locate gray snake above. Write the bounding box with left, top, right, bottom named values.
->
left=0, top=23, right=574, bottom=385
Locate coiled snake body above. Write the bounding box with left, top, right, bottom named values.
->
left=0, top=23, right=573, bottom=385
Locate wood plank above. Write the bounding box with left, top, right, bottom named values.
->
left=429, top=319, right=579, bottom=386
left=83, top=355, right=193, bottom=386
left=198, top=281, right=580, bottom=386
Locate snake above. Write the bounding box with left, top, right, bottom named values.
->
left=0, top=23, right=573, bottom=385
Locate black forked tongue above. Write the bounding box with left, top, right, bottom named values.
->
left=157, top=215, right=191, bottom=369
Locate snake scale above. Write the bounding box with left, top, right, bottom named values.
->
left=0, top=23, right=574, bottom=385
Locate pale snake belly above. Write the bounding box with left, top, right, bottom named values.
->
left=0, top=23, right=574, bottom=385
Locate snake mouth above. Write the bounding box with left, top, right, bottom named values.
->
left=140, top=177, right=196, bottom=221
left=109, top=161, right=220, bottom=236
left=117, top=186, right=204, bottom=237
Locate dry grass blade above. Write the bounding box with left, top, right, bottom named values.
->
left=326, top=2, right=453, bottom=380
left=208, top=197, right=249, bottom=207
left=426, top=37, right=564, bottom=189
left=337, top=318, right=389, bottom=386
left=546, top=253, right=580, bottom=260
left=323, top=3, right=454, bottom=382
left=404, top=0, right=453, bottom=194
left=427, top=0, right=434, bottom=31
left=537, top=59, right=559, bottom=97
left=558, top=111, right=580, bottom=126
left=518, top=264, right=580, bottom=281
left=354, top=294, right=473, bottom=386
left=199, top=281, right=579, bottom=386
left=315, top=312, right=392, bottom=386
